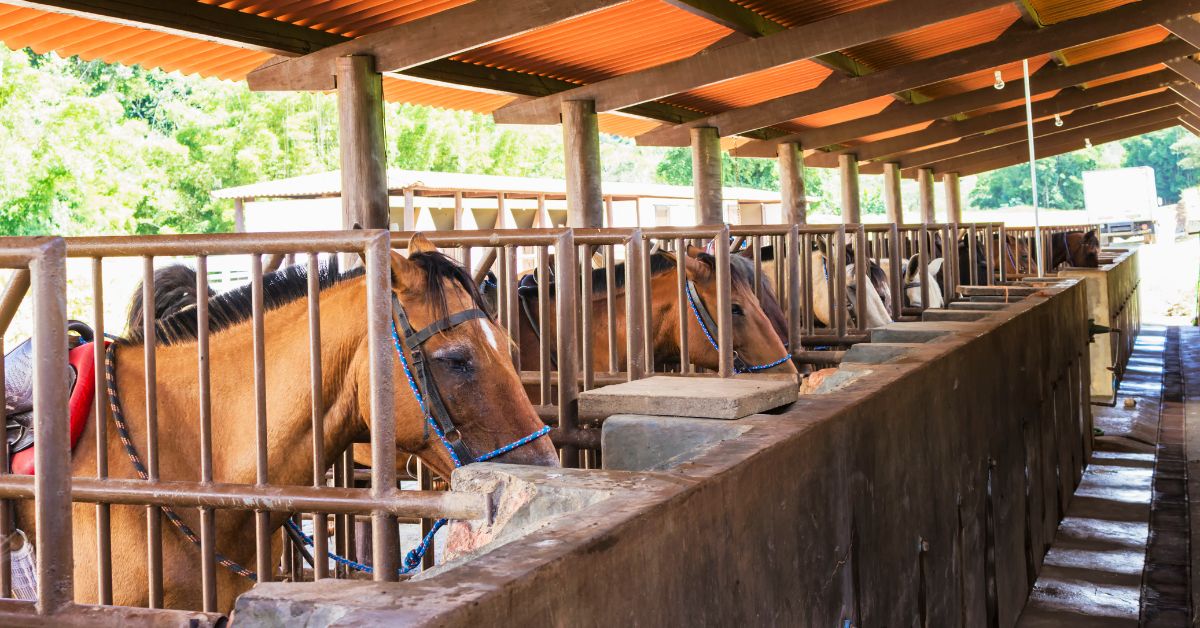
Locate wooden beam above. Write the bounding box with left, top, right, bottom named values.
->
left=1172, top=82, right=1200, bottom=108
left=1174, top=91, right=1200, bottom=118
left=804, top=69, right=1180, bottom=167
left=638, top=0, right=1200, bottom=146
left=692, top=127, right=724, bottom=225
left=730, top=38, right=1196, bottom=157
left=958, top=118, right=1181, bottom=176
left=1164, top=16, right=1200, bottom=48
left=0, top=0, right=344, bottom=55
left=894, top=91, right=1176, bottom=173
left=493, top=0, right=1011, bottom=125
left=839, top=154, right=861, bottom=224
left=777, top=142, right=806, bottom=225
left=248, top=0, right=629, bottom=92
left=927, top=106, right=1184, bottom=176
left=662, top=0, right=783, bottom=37
left=1166, top=58, right=1200, bottom=85
left=562, top=100, right=604, bottom=228
left=337, top=56, right=389, bottom=230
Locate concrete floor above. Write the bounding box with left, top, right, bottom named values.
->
left=1018, top=326, right=1195, bottom=626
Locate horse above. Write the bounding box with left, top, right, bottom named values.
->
left=20, top=233, right=557, bottom=612
left=995, top=234, right=1029, bottom=277
left=1050, top=230, right=1101, bottom=269
left=754, top=243, right=892, bottom=330
left=503, top=250, right=795, bottom=375
left=901, top=255, right=945, bottom=309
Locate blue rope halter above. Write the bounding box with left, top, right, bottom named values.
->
left=292, top=300, right=550, bottom=576
left=683, top=280, right=791, bottom=373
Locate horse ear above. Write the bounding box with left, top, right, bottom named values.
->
left=685, top=244, right=704, bottom=258
left=408, top=232, right=437, bottom=254
left=681, top=255, right=711, bottom=281
left=389, top=251, right=422, bottom=290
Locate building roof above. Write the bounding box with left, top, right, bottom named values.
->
left=212, top=168, right=783, bottom=203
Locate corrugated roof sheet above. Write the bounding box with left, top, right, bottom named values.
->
left=839, top=5, right=1023, bottom=73
left=1058, top=26, right=1169, bottom=65
left=1025, top=0, right=1138, bottom=26
left=664, top=60, right=833, bottom=114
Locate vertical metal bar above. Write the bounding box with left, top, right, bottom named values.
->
left=889, top=224, right=903, bottom=320
left=983, top=225, right=995, bottom=286
left=416, top=460, right=434, bottom=570
left=919, top=227, right=931, bottom=311
left=604, top=246, right=618, bottom=374
left=578, top=244, right=594, bottom=390
left=641, top=235, right=654, bottom=375
left=942, top=225, right=956, bottom=303
left=0, top=337, right=8, bottom=599
left=786, top=225, right=802, bottom=353
left=496, top=247, right=511, bottom=335
left=998, top=225, right=1008, bottom=283
left=715, top=225, right=734, bottom=378
left=1020, top=58, right=1044, bottom=278
left=504, top=246, right=520, bottom=369
left=536, top=246, right=552, bottom=406
left=625, top=232, right=646, bottom=381
left=674, top=238, right=689, bottom=373
left=306, top=254, right=329, bottom=582
left=555, top=230, right=580, bottom=468
left=0, top=269, right=30, bottom=336
left=833, top=228, right=847, bottom=338
left=90, top=258, right=111, bottom=605
left=365, top=232, right=398, bottom=579
left=250, top=254, right=272, bottom=583
left=141, top=256, right=164, bottom=607
left=853, top=226, right=867, bottom=330
left=802, top=233, right=815, bottom=335
left=968, top=224, right=979, bottom=285
left=32, top=240, right=70, bottom=614
left=751, top=238, right=762, bottom=300
left=195, top=256, right=217, bottom=611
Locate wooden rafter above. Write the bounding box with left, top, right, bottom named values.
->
left=1164, top=16, right=1200, bottom=48
left=636, top=0, right=1200, bottom=146
left=955, top=117, right=1180, bottom=175
left=1166, top=58, right=1200, bottom=85
left=730, top=38, right=1196, bottom=157
left=492, top=0, right=1011, bottom=125
left=804, top=69, right=1180, bottom=167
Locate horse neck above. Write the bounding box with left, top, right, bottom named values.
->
left=114, top=280, right=370, bottom=486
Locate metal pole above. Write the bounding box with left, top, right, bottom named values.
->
left=1022, top=58, right=1044, bottom=278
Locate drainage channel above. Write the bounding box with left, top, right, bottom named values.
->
left=1018, top=325, right=1192, bottom=627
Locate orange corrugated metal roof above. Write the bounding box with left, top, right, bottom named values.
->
left=1024, top=0, right=1138, bottom=26
left=787, top=96, right=896, bottom=130
left=918, top=57, right=1052, bottom=101
left=664, top=60, right=832, bottom=114
left=733, top=0, right=887, bottom=28
left=1084, top=64, right=1167, bottom=88
left=839, top=5, right=1023, bottom=73
left=1058, top=26, right=1169, bottom=65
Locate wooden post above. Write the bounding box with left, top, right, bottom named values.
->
left=536, top=194, right=551, bottom=228
left=883, top=162, right=903, bottom=225
left=918, top=167, right=936, bottom=224
left=402, top=189, right=415, bottom=230
left=778, top=141, right=806, bottom=225
left=233, top=198, right=246, bottom=232
left=337, top=56, right=389, bottom=230
left=839, top=153, right=861, bottom=224
left=943, top=172, right=962, bottom=223
left=496, top=193, right=507, bottom=229
left=561, top=100, right=603, bottom=228
left=691, top=127, right=724, bottom=225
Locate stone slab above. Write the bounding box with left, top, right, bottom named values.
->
left=578, top=375, right=797, bottom=419
left=601, top=414, right=752, bottom=471
left=841, top=342, right=925, bottom=365
left=922, top=309, right=990, bottom=322
left=948, top=302, right=1010, bottom=311
left=869, top=320, right=989, bottom=343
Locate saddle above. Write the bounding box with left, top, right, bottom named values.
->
left=5, top=321, right=98, bottom=475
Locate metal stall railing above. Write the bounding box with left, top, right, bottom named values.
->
left=0, top=232, right=489, bottom=622
left=1003, top=224, right=1099, bottom=277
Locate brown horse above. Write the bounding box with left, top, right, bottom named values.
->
left=1050, top=230, right=1101, bottom=269
left=18, top=234, right=556, bottom=611
left=508, top=251, right=795, bottom=375
left=995, top=234, right=1029, bottom=277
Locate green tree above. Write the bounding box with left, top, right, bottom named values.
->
left=1119, top=127, right=1198, bottom=204
left=969, top=151, right=1098, bottom=210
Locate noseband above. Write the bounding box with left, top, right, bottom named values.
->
left=683, top=280, right=790, bottom=373
left=389, top=293, right=549, bottom=467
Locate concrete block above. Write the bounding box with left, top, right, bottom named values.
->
left=601, top=414, right=752, bottom=471
left=869, top=321, right=988, bottom=343
left=841, top=343, right=924, bottom=365
left=922, top=309, right=989, bottom=322
left=948, top=302, right=1010, bottom=311
left=578, top=375, right=797, bottom=419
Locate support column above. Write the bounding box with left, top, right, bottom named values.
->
left=561, top=100, right=604, bottom=228
left=691, top=127, right=724, bottom=225
left=233, top=198, right=246, bottom=232
left=943, top=172, right=962, bottom=223
left=336, top=56, right=389, bottom=230
left=882, top=162, right=903, bottom=226
left=839, top=153, right=861, bottom=224
left=918, top=167, right=936, bottom=224
left=777, top=142, right=806, bottom=225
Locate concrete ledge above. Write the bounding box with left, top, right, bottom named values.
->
left=869, top=321, right=989, bottom=343
left=601, top=414, right=753, bottom=471
left=841, top=343, right=925, bottom=365
left=922, top=309, right=990, bottom=322
left=948, top=302, right=1010, bottom=311
left=578, top=375, right=797, bottom=419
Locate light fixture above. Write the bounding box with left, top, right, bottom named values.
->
left=1054, top=113, right=1063, bottom=127
left=993, top=70, right=1005, bottom=90
left=1084, top=137, right=1092, bottom=149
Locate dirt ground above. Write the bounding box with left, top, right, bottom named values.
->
left=1127, top=234, right=1199, bottom=325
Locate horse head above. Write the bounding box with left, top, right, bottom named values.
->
left=1074, top=230, right=1101, bottom=267
left=387, top=234, right=559, bottom=477
left=673, top=247, right=795, bottom=374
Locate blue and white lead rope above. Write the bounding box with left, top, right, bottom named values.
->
left=683, top=286, right=791, bottom=373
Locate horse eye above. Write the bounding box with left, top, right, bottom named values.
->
left=433, top=351, right=474, bottom=374
left=731, top=304, right=745, bottom=317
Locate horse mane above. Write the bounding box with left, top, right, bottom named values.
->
left=121, top=251, right=484, bottom=347
left=586, top=251, right=675, bottom=295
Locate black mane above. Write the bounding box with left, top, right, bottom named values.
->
left=122, top=251, right=483, bottom=347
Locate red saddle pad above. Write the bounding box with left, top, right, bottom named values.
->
left=11, top=341, right=101, bottom=475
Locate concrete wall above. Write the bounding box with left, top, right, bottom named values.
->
left=1058, top=249, right=1140, bottom=402
left=235, top=281, right=1092, bottom=627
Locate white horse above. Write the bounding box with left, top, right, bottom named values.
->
left=901, top=255, right=945, bottom=309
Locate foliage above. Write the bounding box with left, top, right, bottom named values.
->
left=1119, top=127, right=1198, bottom=204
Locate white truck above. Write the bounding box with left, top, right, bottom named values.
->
left=1082, top=166, right=1158, bottom=244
